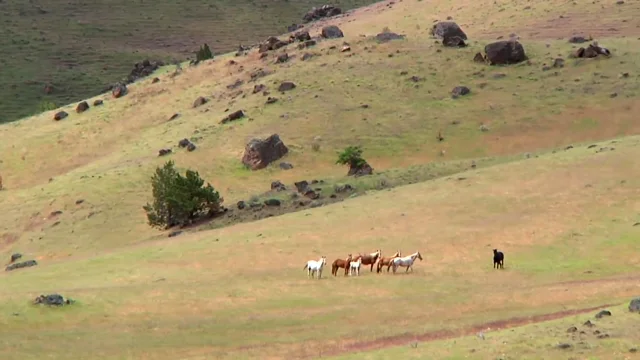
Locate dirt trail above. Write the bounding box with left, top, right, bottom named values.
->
left=317, top=303, right=617, bottom=358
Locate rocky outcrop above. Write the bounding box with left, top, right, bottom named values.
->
left=484, top=40, right=527, bottom=65
left=303, top=5, right=342, bottom=23
left=242, top=134, right=289, bottom=170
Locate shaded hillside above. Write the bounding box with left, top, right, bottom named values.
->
left=0, top=0, right=376, bottom=123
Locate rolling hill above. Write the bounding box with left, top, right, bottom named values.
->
left=0, top=0, right=639, bottom=358
left=0, top=0, right=377, bottom=123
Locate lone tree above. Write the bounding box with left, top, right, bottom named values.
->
left=195, top=43, right=213, bottom=62
left=336, top=146, right=373, bottom=177
left=143, top=161, right=223, bottom=229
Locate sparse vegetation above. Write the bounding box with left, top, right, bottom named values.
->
left=336, top=145, right=367, bottom=169
left=195, top=43, right=214, bottom=62
left=1, top=0, right=640, bottom=358
left=143, top=161, right=223, bottom=229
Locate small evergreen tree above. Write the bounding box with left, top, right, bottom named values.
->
left=336, top=146, right=367, bottom=169
left=195, top=43, right=213, bottom=62
left=143, top=161, right=222, bottom=229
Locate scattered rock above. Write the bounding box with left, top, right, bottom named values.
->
left=571, top=42, right=611, bottom=58
left=237, top=201, right=246, bottom=210
left=480, top=124, right=490, bottom=132
left=294, top=180, right=320, bottom=199
left=249, top=68, right=271, bottom=82
left=241, top=134, right=289, bottom=170
left=75, top=101, right=89, bottom=113
left=348, top=162, right=373, bottom=177
left=279, top=162, right=293, bottom=170
left=111, top=83, right=128, bottom=98
left=568, top=35, right=590, bottom=43
left=264, top=198, right=281, bottom=206
left=595, top=310, right=612, bottom=318
left=484, top=40, right=527, bottom=65
left=301, top=53, right=315, bottom=61
left=553, top=58, right=565, bottom=68
left=33, top=294, right=73, bottom=306
left=303, top=5, right=342, bottom=23
left=158, top=148, right=172, bottom=157
left=376, top=31, right=406, bottom=42
left=287, top=23, right=304, bottom=32
left=557, top=343, right=572, bottom=349
left=271, top=181, right=287, bottom=191
left=193, top=97, right=208, bottom=108
left=628, top=297, right=640, bottom=312
left=10, top=253, right=22, bottom=263
left=310, top=200, right=323, bottom=208
left=567, top=326, right=578, bottom=333
left=152, top=77, right=160, bottom=84
left=583, top=320, right=595, bottom=327
left=220, top=110, right=245, bottom=124
left=431, top=21, right=467, bottom=41
left=168, top=230, right=183, bottom=238
left=266, top=97, right=278, bottom=104
left=169, top=113, right=180, bottom=121
left=451, top=86, right=471, bottom=98
left=276, top=53, right=290, bottom=64
left=253, top=84, right=267, bottom=94
left=75, top=199, right=85, bottom=205
left=334, top=184, right=354, bottom=193
left=5, top=260, right=38, bottom=272
left=187, top=143, right=197, bottom=152
left=293, top=31, right=311, bottom=42
left=278, top=82, right=296, bottom=92
left=321, top=25, right=344, bottom=39
left=259, top=36, right=288, bottom=53
left=178, top=139, right=191, bottom=148
left=126, top=59, right=164, bottom=84
left=473, top=52, right=486, bottom=63
left=341, top=45, right=351, bottom=52
left=93, top=99, right=104, bottom=106
left=53, top=111, right=68, bottom=121
left=298, top=40, right=317, bottom=49
left=630, top=348, right=638, bottom=353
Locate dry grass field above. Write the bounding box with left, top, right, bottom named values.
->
left=0, top=0, right=639, bottom=358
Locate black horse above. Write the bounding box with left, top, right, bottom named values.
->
left=493, top=249, right=504, bottom=269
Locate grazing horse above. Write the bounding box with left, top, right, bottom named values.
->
left=352, top=249, right=382, bottom=272
left=377, top=250, right=401, bottom=273
left=331, top=254, right=353, bottom=276
left=493, top=249, right=504, bottom=269
left=349, top=257, right=362, bottom=276
left=391, top=251, right=423, bottom=274
left=303, top=256, right=327, bottom=279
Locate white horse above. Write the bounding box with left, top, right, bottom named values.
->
left=391, top=251, right=423, bottom=274
left=349, top=257, right=362, bottom=276
left=303, top=256, right=327, bottom=279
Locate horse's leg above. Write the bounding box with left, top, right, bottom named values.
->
left=318, top=269, right=322, bottom=279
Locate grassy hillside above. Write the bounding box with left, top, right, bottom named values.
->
left=0, top=0, right=377, bottom=123
left=1, top=135, right=639, bottom=359
left=1, top=0, right=639, bottom=358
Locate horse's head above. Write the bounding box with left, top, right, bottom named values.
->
left=375, top=249, right=382, bottom=259
left=493, top=249, right=498, bottom=254
left=391, top=251, right=400, bottom=258
left=346, top=254, right=352, bottom=262
left=416, top=252, right=423, bottom=261
left=321, top=256, right=327, bottom=265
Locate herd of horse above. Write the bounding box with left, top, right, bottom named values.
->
left=303, top=250, right=423, bottom=279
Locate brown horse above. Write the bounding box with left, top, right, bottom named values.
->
left=331, top=254, right=352, bottom=276
left=352, top=249, right=382, bottom=272
left=377, top=250, right=401, bottom=273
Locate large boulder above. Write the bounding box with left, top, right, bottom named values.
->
left=630, top=297, right=640, bottom=313
left=242, top=134, right=289, bottom=170
left=321, top=25, right=344, bottom=39
left=126, top=59, right=164, bottom=84
left=33, top=294, right=73, bottom=306
left=348, top=163, right=373, bottom=177
left=431, top=22, right=467, bottom=40
left=484, top=40, right=527, bottom=65
left=111, top=83, right=128, bottom=98
left=303, top=5, right=342, bottom=23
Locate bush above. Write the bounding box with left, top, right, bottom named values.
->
left=143, top=161, right=223, bottom=229
left=195, top=43, right=213, bottom=62
left=38, top=101, right=57, bottom=112
left=336, top=146, right=367, bottom=169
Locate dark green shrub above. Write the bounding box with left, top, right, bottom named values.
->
left=195, top=43, right=213, bottom=62
left=143, top=161, right=222, bottom=229
left=336, top=146, right=367, bottom=169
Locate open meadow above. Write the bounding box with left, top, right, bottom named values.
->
left=1, top=0, right=639, bottom=358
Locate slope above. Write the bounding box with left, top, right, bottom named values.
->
left=0, top=0, right=377, bottom=123
left=0, top=134, right=638, bottom=359
left=1, top=0, right=639, bottom=260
